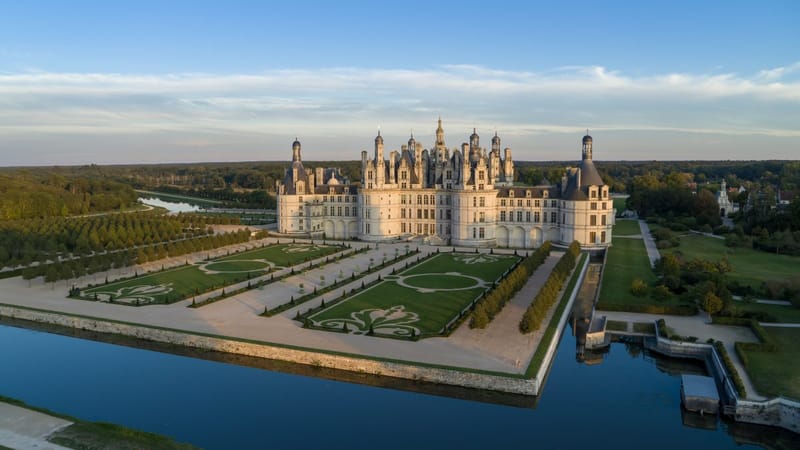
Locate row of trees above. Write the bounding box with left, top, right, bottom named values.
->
left=470, top=242, right=552, bottom=328
left=27, top=229, right=252, bottom=286
left=519, top=241, right=581, bottom=334
left=0, top=172, right=138, bottom=220
left=0, top=212, right=242, bottom=269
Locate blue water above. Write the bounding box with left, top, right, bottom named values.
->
left=0, top=324, right=773, bottom=450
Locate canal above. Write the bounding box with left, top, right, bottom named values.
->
left=2, top=320, right=793, bottom=449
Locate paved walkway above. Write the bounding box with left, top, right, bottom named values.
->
left=600, top=310, right=766, bottom=401
left=0, top=402, right=72, bottom=450
left=449, top=254, right=561, bottom=369
left=760, top=322, right=800, bottom=328
left=638, top=220, right=661, bottom=267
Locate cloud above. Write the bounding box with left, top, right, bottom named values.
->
left=0, top=64, right=799, bottom=164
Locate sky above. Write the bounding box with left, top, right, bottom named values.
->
left=0, top=0, right=798, bottom=165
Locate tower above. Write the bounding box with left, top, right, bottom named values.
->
left=374, top=130, right=384, bottom=161
left=491, top=131, right=501, bottom=154
left=582, top=131, right=593, bottom=161
left=435, top=117, right=446, bottom=149
left=292, top=138, right=302, bottom=162
left=469, top=128, right=480, bottom=163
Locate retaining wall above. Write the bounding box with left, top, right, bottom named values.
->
left=0, top=304, right=536, bottom=395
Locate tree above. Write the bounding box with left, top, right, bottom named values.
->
left=630, top=278, right=648, bottom=297
left=702, top=291, right=723, bottom=315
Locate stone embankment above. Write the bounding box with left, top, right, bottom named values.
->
left=0, top=304, right=538, bottom=395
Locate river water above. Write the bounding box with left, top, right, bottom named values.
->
left=2, top=320, right=791, bottom=450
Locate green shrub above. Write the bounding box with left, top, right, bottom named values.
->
left=630, top=278, right=649, bottom=297
left=715, top=341, right=747, bottom=397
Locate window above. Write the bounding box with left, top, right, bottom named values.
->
left=430, top=208, right=434, bottom=219
left=337, top=206, right=342, bottom=216
left=478, top=184, right=484, bottom=190
left=446, top=209, right=452, bottom=220
left=479, top=197, right=485, bottom=207
left=402, top=223, right=406, bottom=233
left=602, top=189, right=608, bottom=199
left=479, top=170, right=485, bottom=181
left=479, top=227, right=485, bottom=238
left=446, top=170, right=452, bottom=179
left=534, top=211, right=540, bottom=222
left=591, top=189, right=597, bottom=199
left=501, top=199, right=506, bottom=206
left=591, top=202, right=597, bottom=210
left=543, top=213, right=547, bottom=223
left=472, top=228, right=477, bottom=238
left=329, top=206, right=335, bottom=215
left=430, top=195, right=435, bottom=205
left=417, top=194, right=422, bottom=204
left=479, top=212, right=485, bottom=222
left=601, top=231, right=606, bottom=242
left=601, top=215, right=606, bottom=225
left=424, top=195, right=429, bottom=205
left=323, top=195, right=328, bottom=202
left=366, top=223, right=371, bottom=234
left=517, top=199, right=523, bottom=207
left=417, top=223, right=422, bottom=234
left=401, top=170, right=407, bottom=180
left=590, top=231, right=597, bottom=243
left=517, top=211, right=523, bottom=222
left=590, top=215, right=596, bottom=226
left=417, top=209, right=422, bottom=219
left=352, top=207, right=357, bottom=216
left=551, top=200, right=557, bottom=208
left=526, top=211, right=531, bottom=222
left=424, top=223, right=429, bottom=234
left=424, top=209, right=429, bottom=219
left=345, top=207, right=349, bottom=216
left=401, top=209, right=406, bottom=219
left=527, top=199, right=531, bottom=207
left=550, top=212, right=557, bottom=223
left=500, top=211, right=506, bottom=221
left=473, top=197, right=477, bottom=207
left=298, top=196, right=303, bottom=203
left=368, top=171, right=373, bottom=180
left=535, top=199, right=540, bottom=208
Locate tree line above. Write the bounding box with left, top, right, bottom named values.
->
left=0, top=212, right=241, bottom=270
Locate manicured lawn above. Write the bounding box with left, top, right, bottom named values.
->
left=633, top=322, right=656, bottom=334
left=740, top=327, right=800, bottom=400
left=598, top=238, right=658, bottom=305
left=663, top=234, right=800, bottom=289
left=613, top=219, right=641, bottom=236
left=309, top=252, right=519, bottom=337
left=606, top=320, right=627, bottom=331
left=81, top=243, right=341, bottom=305
left=612, top=196, right=627, bottom=212
left=733, top=302, right=800, bottom=323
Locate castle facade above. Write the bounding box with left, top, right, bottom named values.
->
left=276, top=119, right=614, bottom=248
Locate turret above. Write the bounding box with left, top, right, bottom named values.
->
left=491, top=131, right=501, bottom=154
left=469, top=128, right=480, bottom=163
left=435, top=117, right=446, bottom=150
left=374, top=130, right=384, bottom=162
left=292, top=138, right=302, bottom=162
left=582, top=132, right=593, bottom=161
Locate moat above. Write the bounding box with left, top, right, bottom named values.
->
left=2, top=321, right=795, bottom=449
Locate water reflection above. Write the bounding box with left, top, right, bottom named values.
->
left=139, top=197, right=202, bottom=213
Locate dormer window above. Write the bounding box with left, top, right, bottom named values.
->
left=526, top=190, right=531, bottom=198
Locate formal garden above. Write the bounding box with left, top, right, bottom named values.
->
left=76, top=242, right=342, bottom=305
left=305, top=251, right=521, bottom=338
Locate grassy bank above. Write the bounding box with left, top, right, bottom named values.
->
left=0, top=395, right=196, bottom=449
left=737, top=327, right=800, bottom=400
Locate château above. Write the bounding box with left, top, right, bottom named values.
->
left=276, top=119, right=614, bottom=248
